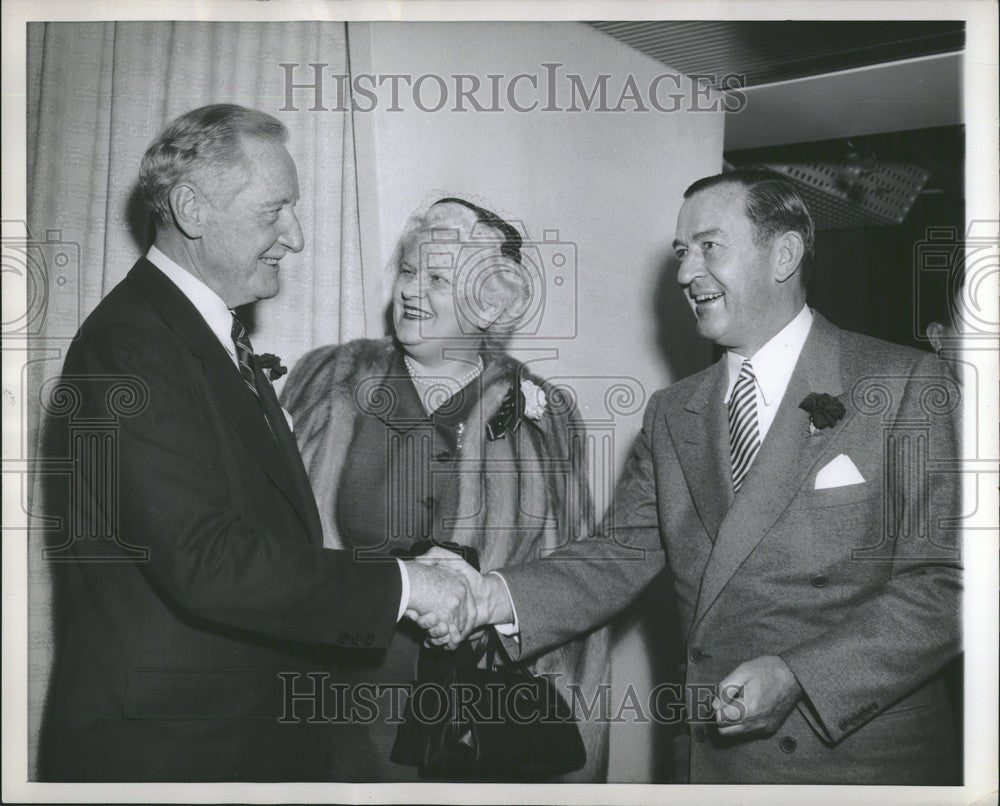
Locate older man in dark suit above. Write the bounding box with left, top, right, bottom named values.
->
left=39, top=104, right=473, bottom=782
left=428, top=170, right=962, bottom=784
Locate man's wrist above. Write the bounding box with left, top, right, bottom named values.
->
left=485, top=571, right=515, bottom=624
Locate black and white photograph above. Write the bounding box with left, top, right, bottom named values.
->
left=2, top=1, right=997, bottom=803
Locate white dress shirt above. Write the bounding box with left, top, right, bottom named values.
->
left=724, top=305, right=814, bottom=443
left=146, top=247, right=411, bottom=620
left=147, top=246, right=240, bottom=368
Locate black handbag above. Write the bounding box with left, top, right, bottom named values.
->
left=389, top=542, right=586, bottom=780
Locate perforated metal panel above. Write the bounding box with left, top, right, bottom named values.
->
left=755, top=162, right=930, bottom=229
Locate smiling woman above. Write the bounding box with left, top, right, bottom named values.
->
left=280, top=196, right=611, bottom=782
left=390, top=198, right=530, bottom=384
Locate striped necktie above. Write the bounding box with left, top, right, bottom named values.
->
left=728, top=359, right=761, bottom=493
left=230, top=313, right=259, bottom=399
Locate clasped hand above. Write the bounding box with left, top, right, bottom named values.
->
left=402, top=547, right=513, bottom=649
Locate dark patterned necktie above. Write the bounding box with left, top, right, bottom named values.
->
left=230, top=313, right=259, bottom=399
left=729, top=359, right=761, bottom=493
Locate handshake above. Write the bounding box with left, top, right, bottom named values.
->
left=402, top=547, right=515, bottom=649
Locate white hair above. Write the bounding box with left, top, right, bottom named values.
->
left=139, top=104, right=288, bottom=225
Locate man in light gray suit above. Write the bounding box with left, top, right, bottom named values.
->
left=421, top=170, right=962, bottom=784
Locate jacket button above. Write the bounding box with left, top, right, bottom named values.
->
left=811, top=575, right=829, bottom=588
left=690, top=648, right=710, bottom=663
left=779, top=736, right=797, bottom=754
left=435, top=451, right=450, bottom=463
left=692, top=726, right=707, bottom=743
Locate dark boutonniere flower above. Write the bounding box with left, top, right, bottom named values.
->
left=486, top=378, right=548, bottom=441
left=257, top=353, right=287, bottom=382
left=799, top=392, right=845, bottom=435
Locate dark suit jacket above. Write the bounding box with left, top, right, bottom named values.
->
left=500, top=313, right=962, bottom=784
left=39, top=258, right=403, bottom=781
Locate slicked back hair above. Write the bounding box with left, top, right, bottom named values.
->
left=684, top=170, right=816, bottom=287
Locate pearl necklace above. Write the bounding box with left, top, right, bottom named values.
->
left=404, top=354, right=484, bottom=388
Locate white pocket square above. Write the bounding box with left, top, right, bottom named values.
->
left=814, top=454, right=865, bottom=489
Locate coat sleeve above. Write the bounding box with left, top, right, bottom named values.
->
left=781, top=353, right=962, bottom=743
left=64, top=322, right=401, bottom=648
left=499, top=388, right=670, bottom=660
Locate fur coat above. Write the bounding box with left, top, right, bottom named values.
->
left=281, top=338, right=610, bottom=782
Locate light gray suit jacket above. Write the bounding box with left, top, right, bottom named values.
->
left=500, top=313, right=962, bottom=784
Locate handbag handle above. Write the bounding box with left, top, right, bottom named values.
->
left=481, top=626, right=533, bottom=677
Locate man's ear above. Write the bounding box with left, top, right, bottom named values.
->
left=773, top=231, right=805, bottom=284
left=926, top=321, right=946, bottom=354
left=167, top=183, right=205, bottom=239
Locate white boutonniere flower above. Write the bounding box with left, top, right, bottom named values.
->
left=521, top=378, right=547, bottom=421
left=486, top=376, right=549, bottom=441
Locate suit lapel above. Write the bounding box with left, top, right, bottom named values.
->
left=667, top=358, right=733, bottom=543
left=690, top=313, right=854, bottom=630
left=255, top=367, right=325, bottom=544
left=128, top=259, right=317, bottom=540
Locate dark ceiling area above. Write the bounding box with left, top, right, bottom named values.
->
left=589, top=21, right=964, bottom=87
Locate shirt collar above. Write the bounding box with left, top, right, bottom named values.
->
left=147, top=245, right=236, bottom=358
left=725, top=305, right=813, bottom=405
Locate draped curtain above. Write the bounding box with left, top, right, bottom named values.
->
left=26, top=21, right=369, bottom=775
